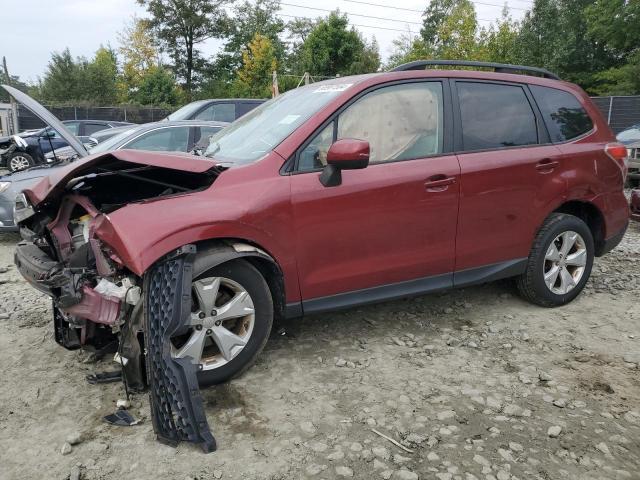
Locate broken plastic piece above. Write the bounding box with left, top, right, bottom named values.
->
left=86, top=370, right=122, bottom=385
left=103, top=410, right=140, bottom=426
left=145, top=245, right=217, bottom=453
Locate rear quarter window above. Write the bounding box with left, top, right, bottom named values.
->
left=530, top=85, right=593, bottom=142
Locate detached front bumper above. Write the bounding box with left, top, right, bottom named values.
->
left=14, top=241, right=121, bottom=325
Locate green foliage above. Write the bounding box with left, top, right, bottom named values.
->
left=299, top=11, right=379, bottom=77
left=482, top=7, right=519, bottom=64
left=234, top=33, right=277, bottom=98
left=118, top=17, right=160, bottom=101
left=134, top=66, right=180, bottom=106
left=137, top=0, right=230, bottom=98
left=86, top=47, right=119, bottom=105
left=218, top=0, right=286, bottom=77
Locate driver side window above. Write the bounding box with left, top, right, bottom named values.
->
left=296, top=82, right=444, bottom=172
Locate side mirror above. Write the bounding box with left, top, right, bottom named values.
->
left=41, top=129, right=56, bottom=138
left=320, top=139, right=370, bottom=187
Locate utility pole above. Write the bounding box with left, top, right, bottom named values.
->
left=272, top=70, right=279, bottom=98
left=2, top=56, right=18, bottom=135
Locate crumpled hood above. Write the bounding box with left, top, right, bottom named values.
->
left=24, top=149, right=220, bottom=205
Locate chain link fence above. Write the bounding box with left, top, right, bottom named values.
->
left=590, top=96, right=640, bottom=134
left=17, top=104, right=174, bottom=131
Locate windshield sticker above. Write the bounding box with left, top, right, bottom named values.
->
left=313, top=84, right=353, bottom=93
left=279, top=114, right=300, bottom=125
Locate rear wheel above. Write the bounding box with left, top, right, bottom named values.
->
left=516, top=213, right=594, bottom=307
left=8, top=152, right=34, bottom=172
left=169, top=259, right=273, bottom=387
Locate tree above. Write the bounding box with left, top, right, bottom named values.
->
left=482, top=7, right=519, bottom=64
left=218, top=0, right=286, bottom=76
left=347, top=37, right=380, bottom=74
left=137, top=0, right=230, bottom=99
left=386, top=34, right=432, bottom=69
left=135, top=66, right=180, bottom=105
left=286, top=17, right=318, bottom=74
left=118, top=16, right=161, bottom=100
left=432, top=0, right=480, bottom=60
left=421, top=0, right=462, bottom=50
left=234, top=33, right=277, bottom=98
left=86, top=47, right=119, bottom=105
left=36, top=48, right=84, bottom=102
left=301, top=11, right=365, bottom=77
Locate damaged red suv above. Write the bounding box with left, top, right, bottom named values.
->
left=8, top=61, right=630, bottom=390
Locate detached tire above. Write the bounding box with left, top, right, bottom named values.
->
left=8, top=152, right=34, bottom=172
left=186, top=258, right=273, bottom=388
left=516, top=213, right=594, bottom=307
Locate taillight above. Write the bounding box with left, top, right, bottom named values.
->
left=605, top=142, right=629, bottom=181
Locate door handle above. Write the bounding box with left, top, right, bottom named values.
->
left=536, top=158, right=559, bottom=171
left=424, top=174, right=456, bottom=191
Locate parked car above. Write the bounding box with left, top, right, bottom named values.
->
left=0, top=119, right=133, bottom=172
left=165, top=98, right=265, bottom=122
left=616, top=124, right=640, bottom=187
left=6, top=61, right=630, bottom=448
left=623, top=140, right=640, bottom=187
left=631, top=189, right=640, bottom=222
left=0, top=119, right=227, bottom=232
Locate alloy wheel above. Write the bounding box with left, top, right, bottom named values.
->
left=9, top=155, right=30, bottom=171
left=543, top=230, right=587, bottom=295
left=171, top=276, right=255, bottom=370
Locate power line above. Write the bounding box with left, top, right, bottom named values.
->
left=344, top=0, right=531, bottom=12
left=278, top=13, right=419, bottom=33
left=281, top=2, right=422, bottom=25
left=281, top=2, right=497, bottom=25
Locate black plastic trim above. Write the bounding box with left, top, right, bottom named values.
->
left=285, top=258, right=530, bottom=318
left=453, top=258, right=528, bottom=288
left=302, top=272, right=452, bottom=315
left=596, top=220, right=628, bottom=257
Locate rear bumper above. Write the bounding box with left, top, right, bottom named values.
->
left=597, top=219, right=628, bottom=256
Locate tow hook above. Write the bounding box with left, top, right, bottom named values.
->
left=144, top=244, right=216, bottom=453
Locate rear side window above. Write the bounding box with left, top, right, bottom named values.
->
left=530, top=85, right=593, bottom=142
left=195, top=103, right=236, bottom=122
left=457, top=82, right=538, bottom=151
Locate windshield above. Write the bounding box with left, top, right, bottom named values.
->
left=165, top=100, right=209, bottom=121
left=90, top=127, right=138, bottom=154
left=203, top=83, right=350, bottom=165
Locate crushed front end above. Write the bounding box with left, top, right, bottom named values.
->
left=13, top=152, right=221, bottom=452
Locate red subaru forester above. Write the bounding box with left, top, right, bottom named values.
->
left=9, top=61, right=629, bottom=447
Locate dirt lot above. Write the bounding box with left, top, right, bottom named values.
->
left=0, top=221, right=639, bottom=480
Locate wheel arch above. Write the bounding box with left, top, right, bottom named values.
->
left=192, top=238, right=287, bottom=322
left=552, top=200, right=606, bottom=256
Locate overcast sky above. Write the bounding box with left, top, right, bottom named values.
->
left=1, top=0, right=530, bottom=83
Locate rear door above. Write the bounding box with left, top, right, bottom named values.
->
left=290, top=80, right=460, bottom=306
left=452, top=80, right=564, bottom=277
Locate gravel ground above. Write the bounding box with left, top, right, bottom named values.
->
left=0, top=222, right=639, bottom=480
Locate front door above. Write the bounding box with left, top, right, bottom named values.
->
left=290, top=81, right=460, bottom=308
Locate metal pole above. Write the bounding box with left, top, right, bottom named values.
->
left=607, top=96, right=613, bottom=125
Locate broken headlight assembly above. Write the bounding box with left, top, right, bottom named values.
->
left=13, top=192, right=36, bottom=224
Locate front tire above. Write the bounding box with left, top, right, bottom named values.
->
left=8, top=152, right=34, bottom=172
left=516, top=213, right=594, bottom=307
left=169, top=258, right=273, bottom=388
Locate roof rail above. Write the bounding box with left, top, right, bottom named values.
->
left=390, top=60, right=560, bottom=80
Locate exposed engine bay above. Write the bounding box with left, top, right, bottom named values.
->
left=13, top=152, right=222, bottom=452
